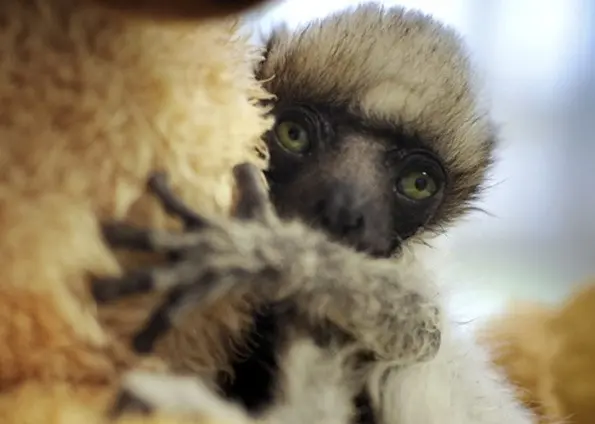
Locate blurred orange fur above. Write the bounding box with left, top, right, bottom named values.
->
left=478, top=282, right=595, bottom=424
left=0, top=0, right=272, bottom=423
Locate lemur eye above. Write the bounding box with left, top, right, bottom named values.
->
left=395, top=153, right=445, bottom=201
left=397, top=170, right=437, bottom=200
left=275, top=121, right=310, bottom=154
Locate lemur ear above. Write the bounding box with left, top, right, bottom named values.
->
left=88, top=0, right=273, bottom=21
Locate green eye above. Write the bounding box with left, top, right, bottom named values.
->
left=275, top=120, right=310, bottom=153
left=397, top=170, right=438, bottom=200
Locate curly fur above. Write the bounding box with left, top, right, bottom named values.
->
left=0, top=0, right=272, bottom=422
left=479, top=282, right=595, bottom=424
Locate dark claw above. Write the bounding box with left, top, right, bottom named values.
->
left=147, top=171, right=209, bottom=229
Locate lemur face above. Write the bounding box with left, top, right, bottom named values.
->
left=264, top=101, right=448, bottom=258
left=257, top=5, right=496, bottom=257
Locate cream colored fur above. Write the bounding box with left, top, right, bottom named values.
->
left=0, top=0, right=272, bottom=422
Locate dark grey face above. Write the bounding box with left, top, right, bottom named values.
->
left=264, top=102, right=448, bottom=258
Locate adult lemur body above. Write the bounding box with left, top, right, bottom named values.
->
left=92, top=3, right=536, bottom=424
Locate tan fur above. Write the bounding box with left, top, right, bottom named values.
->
left=479, top=282, right=595, bottom=424
left=0, top=0, right=273, bottom=422
left=0, top=379, right=247, bottom=424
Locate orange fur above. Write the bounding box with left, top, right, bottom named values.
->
left=478, top=282, right=595, bottom=424
left=0, top=0, right=272, bottom=422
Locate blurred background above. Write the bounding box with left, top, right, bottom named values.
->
left=247, top=0, right=595, bottom=323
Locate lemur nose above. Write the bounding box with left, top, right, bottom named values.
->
left=317, top=186, right=365, bottom=237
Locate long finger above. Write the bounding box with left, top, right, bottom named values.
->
left=90, top=262, right=202, bottom=303
left=101, top=222, right=206, bottom=253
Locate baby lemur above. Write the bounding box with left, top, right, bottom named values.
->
left=92, top=3, right=535, bottom=424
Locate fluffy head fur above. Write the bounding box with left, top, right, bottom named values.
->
left=0, top=0, right=272, bottom=422
left=258, top=3, right=495, bottom=254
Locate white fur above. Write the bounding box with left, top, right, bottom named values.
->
left=261, top=338, right=357, bottom=424
left=364, top=248, right=536, bottom=424
left=371, top=318, right=536, bottom=424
